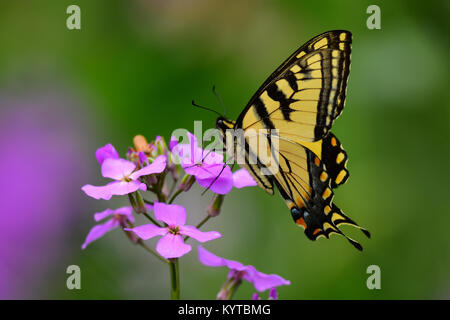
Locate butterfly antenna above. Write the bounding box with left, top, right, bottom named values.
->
left=212, top=85, right=226, bottom=118
left=192, top=100, right=223, bottom=117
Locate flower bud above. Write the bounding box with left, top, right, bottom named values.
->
left=155, top=135, right=168, bottom=156
left=206, top=194, right=225, bottom=217
left=145, top=174, right=158, bottom=186
left=268, top=287, right=277, bottom=300
left=133, top=135, right=152, bottom=153
left=128, top=192, right=147, bottom=214
left=134, top=191, right=148, bottom=214
left=178, top=174, right=196, bottom=192
left=169, top=161, right=182, bottom=181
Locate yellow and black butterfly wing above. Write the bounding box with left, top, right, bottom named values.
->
left=235, top=30, right=352, bottom=142
left=302, top=131, right=350, bottom=189
left=241, top=145, right=275, bottom=195
left=259, top=135, right=369, bottom=249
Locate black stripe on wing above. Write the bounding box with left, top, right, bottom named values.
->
left=321, top=132, right=349, bottom=189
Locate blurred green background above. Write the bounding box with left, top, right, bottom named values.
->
left=0, top=0, right=449, bottom=299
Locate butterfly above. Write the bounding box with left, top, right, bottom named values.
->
left=215, top=30, right=370, bottom=250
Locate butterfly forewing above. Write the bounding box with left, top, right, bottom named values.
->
left=236, top=30, right=352, bottom=142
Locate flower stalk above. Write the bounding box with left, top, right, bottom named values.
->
left=169, top=258, right=180, bottom=300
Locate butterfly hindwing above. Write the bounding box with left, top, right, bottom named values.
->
left=236, top=30, right=352, bottom=142
left=321, top=132, right=349, bottom=188
left=250, top=135, right=367, bottom=250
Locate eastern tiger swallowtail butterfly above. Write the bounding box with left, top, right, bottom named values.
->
left=215, top=30, right=370, bottom=250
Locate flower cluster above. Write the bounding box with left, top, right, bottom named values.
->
left=81, top=132, right=290, bottom=299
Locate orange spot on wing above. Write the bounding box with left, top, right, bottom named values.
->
left=314, top=157, right=320, bottom=166
left=331, top=137, right=337, bottom=147
left=296, top=217, right=307, bottom=229
left=313, top=228, right=321, bottom=236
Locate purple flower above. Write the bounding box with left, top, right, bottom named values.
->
left=172, top=132, right=256, bottom=194
left=82, top=206, right=135, bottom=249
left=232, top=168, right=257, bottom=189
left=169, top=135, right=179, bottom=151
left=125, top=202, right=221, bottom=259
left=96, top=143, right=120, bottom=165
left=252, top=288, right=278, bottom=300
left=198, top=246, right=290, bottom=292
left=269, top=287, right=278, bottom=299
left=82, top=154, right=167, bottom=200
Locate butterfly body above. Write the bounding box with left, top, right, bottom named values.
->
left=216, top=31, right=370, bottom=250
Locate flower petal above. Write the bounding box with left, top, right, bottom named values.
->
left=153, top=202, right=186, bottom=226
left=81, top=183, right=114, bottom=200
left=269, top=287, right=278, bottom=300
left=197, top=246, right=245, bottom=270
left=81, top=219, right=119, bottom=249
left=233, top=168, right=257, bottom=188
left=124, top=224, right=167, bottom=240
left=196, top=165, right=233, bottom=195
left=93, top=206, right=134, bottom=222
left=95, top=144, right=120, bottom=165
left=114, top=206, right=134, bottom=222
left=179, top=225, right=221, bottom=243
left=173, top=144, right=203, bottom=167
left=138, top=152, right=148, bottom=166
left=156, top=234, right=191, bottom=259
left=93, top=208, right=115, bottom=221
left=243, top=266, right=291, bottom=292
left=197, top=247, right=290, bottom=293
left=101, top=158, right=136, bottom=180
left=129, top=155, right=167, bottom=180
left=252, top=293, right=260, bottom=300
left=184, top=163, right=224, bottom=179
left=107, top=180, right=147, bottom=196
left=202, top=149, right=224, bottom=165
left=169, top=136, right=178, bottom=151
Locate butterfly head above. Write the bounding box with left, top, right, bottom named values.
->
left=216, top=117, right=235, bottom=135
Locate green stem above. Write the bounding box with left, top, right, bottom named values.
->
left=196, top=215, right=211, bottom=229
left=143, top=212, right=162, bottom=227
left=155, top=171, right=167, bottom=202
left=216, top=271, right=244, bottom=300
left=169, top=258, right=180, bottom=299
left=138, top=240, right=169, bottom=264
left=142, top=198, right=154, bottom=205
left=225, top=278, right=242, bottom=300
left=122, top=224, right=168, bottom=264
left=168, top=176, right=179, bottom=199
left=168, top=189, right=183, bottom=204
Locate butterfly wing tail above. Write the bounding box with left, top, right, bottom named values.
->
left=329, top=203, right=371, bottom=238
left=322, top=203, right=370, bottom=251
